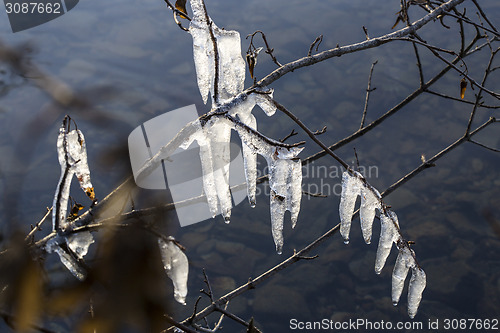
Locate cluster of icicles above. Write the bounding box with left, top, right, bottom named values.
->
left=44, top=0, right=428, bottom=314
left=340, top=170, right=426, bottom=318
left=45, top=116, right=189, bottom=304
left=189, top=0, right=303, bottom=254
left=165, top=0, right=426, bottom=316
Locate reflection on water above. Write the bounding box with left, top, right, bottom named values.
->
left=0, top=0, right=499, bottom=332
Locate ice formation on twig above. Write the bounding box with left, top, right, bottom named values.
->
left=339, top=170, right=426, bottom=318
left=189, top=0, right=245, bottom=104
left=158, top=238, right=189, bottom=305
left=47, top=116, right=96, bottom=280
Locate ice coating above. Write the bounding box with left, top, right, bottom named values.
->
left=66, top=231, right=95, bottom=259
left=408, top=267, right=426, bottom=319
left=392, top=247, right=415, bottom=306
left=189, top=0, right=245, bottom=104
left=205, top=118, right=232, bottom=222
left=375, top=210, right=400, bottom=274
left=194, top=118, right=232, bottom=221
left=213, top=27, right=245, bottom=100
left=53, top=121, right=95, bottom=231
left=66, top=130, right=94, bottom=201
left=230, top=90, right=276, bottom=206
left=158, top=238, right=189, bottom=305
left=359, top=184, right=382, bottom=244
left=54, top=247, right=86, bottom=281
left=50, top=118, right=96, bottom=280
left=227, top=116, right=303, bottom=160
left=287, top=159, right=302, bottom=228
left=45, top=239, right=86, bottom=281
left=267, top=158, right=303, bottom=254
left=189, top=2, right=212, bottom=104
left=339, top=170, right=363, bottom=243
left=270, top=190, right=286, bottom=254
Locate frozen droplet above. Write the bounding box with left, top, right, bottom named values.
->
left=250, top=201, right=256, bottom=208
left=343, top=239, right=350, bottom=245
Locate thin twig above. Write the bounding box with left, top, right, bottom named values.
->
left=246, top=31, right=282, bottom=67
left=382, top=116, right=497, bottom=198
left=412, top=41, right=424, bottom=86
left=425, top=89, right=500, bottom=108
left=308, top=35, right=323, bottom=56
left=183, top=224, right=341, bottom=324
left=271, top=99, right=349, bottom=169
left=25, top=207, right=52, bottom=242
left=164, top=314, right=199, bottom=333
left=280, top=129, right=298, bottom=143
left=469, top=139, right=500, bottom=153
left=465, top=47, right=499, bottom=135
left=471, top=0, right=498, bottom=33
left=360, top=61, right=378, bottom=129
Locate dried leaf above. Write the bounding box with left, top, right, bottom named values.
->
left=392, top=14, right=403, bottom=29
left=460, top=78, right=467, bottom=99
left=175, top=0, right=188, bottom=19
left=246, top=53, right=256, bottom=79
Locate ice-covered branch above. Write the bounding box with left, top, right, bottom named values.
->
left=302, top=30, right=488, bottom=166
left=256, top=0, right=467, bottom=88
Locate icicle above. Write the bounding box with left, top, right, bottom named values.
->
left=188, top=2, right=212, bottom=104
left=408, top=267, right=426, bottom=319
left=288, top=159, right=302, bottom=228
left=339, top=171, right=363, bottom=244
left=392, top=247, right=415, bottom=306
left=158, top=238, right=189, bottom=305
left=206, top=119, right=232, bottom=222
left=375, top=210, right=400, bottom=274
left=268, top=158, right=289, bottom=254
left=197, top=138, right=219, bottom=217
left=66, top=231, right=95, bottom=259
left=267, top=157, right=303, bottom=253
left=359, top=184, right=382, bottom=244
left=188, top=0, right=245, bottom=104
left=270, top=190, right=286, bottom=254
left=193, top=118, right=233, bottom=221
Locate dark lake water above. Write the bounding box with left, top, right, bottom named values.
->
left=0, top=0, right=499, bottom=332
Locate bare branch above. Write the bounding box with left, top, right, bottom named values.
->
left=360, top=61, right=378, bottom=129
left=256, top=0, right=467, bottom=88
